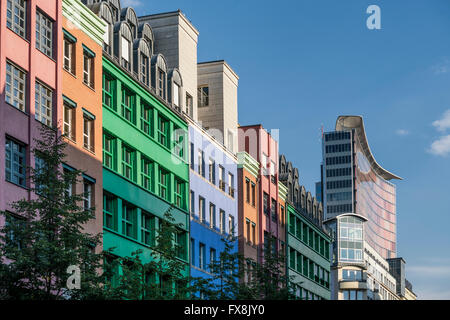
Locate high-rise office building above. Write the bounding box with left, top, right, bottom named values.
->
left=322, top=115, right=401, bottom=259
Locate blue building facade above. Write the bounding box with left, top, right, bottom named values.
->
left=188, top=122, right=238, bottom=282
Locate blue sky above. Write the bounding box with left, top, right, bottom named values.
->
left=126, top=0, right=450, bottom=299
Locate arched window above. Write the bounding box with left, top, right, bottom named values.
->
left=87, top=3, right=114, bottom=55
left=138, top=23, right=154, bottom=53
left=115, top=21, right=133, bottom=71
left=133, top=38, right=151, bottom=86
left=151, top=54, right=168, bottom=101
left=121, top=7, right=138, bottom=39
left=108, top=0, right=121, bottom=22
left=168, top=68, right=183, bottom=112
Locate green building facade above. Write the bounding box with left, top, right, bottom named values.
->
left=101, top=56, right=190, bottom=283
left=287, top=203, right=331, bottom=300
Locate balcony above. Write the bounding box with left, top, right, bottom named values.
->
left=339, top=280, right=367, bottom=290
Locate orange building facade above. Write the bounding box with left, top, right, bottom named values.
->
left=61, top=0, right=106, bottom=247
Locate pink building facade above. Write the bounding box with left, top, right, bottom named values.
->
left=0, top=0, right=63, bottom=225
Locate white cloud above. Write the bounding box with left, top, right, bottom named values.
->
left=428, top=135, right=450, bottom=156
left=432, top=109, right=450, bottom=132
left=396, top=129, right=410, bottom=136
left=121, top=0, right=143, bottom=7
left=432, top=59, right=450, bottom=75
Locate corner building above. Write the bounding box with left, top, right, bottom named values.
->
left=85, top=0, right=190, bottom=287
left=279, top=155, right=331, bottom=300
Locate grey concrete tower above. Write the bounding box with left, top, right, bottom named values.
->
left=197, top=60, right=239, bottom=154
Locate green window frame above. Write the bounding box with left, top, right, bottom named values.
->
left=122, top=145, right=135, bottom=181
left=289, top=213, right=295, bottom=234
left=140, top=102, right=153, bottom=136
left=302, top=256, right=308, bottom=276
left=289, top=248, right=295, bottom=269
left=103, top=193, right=117, bottom=230
left=141, top=210, right=154, bottom=246
left=141, top=156, right=154, bottom=192
left=121, top=88, right=135, bottom=124
left=103, top=73, right=114, bottom=110
left=173, top=127, right=185, bottom=159
left=302, top=223, right=308, bottom=243
left=309, top=228, right=314, bottom=248
left=103, top=133, right=116, bottom=170
left=296, top=252, right=302, bottom=273
left=175, top=230, right=186, bottom=260
left=122, top=202, right=136, bottom=238
left=158, top=167, right=169, bottom=200
left=309, top=260, right=314, bottom=279
left=174, top=178, right=185, bottom=209
left=325, top=242, right=330, bottom=260
left=295, top=218, right=301, bottom=239
left=157, top=115, right=169, bottom=148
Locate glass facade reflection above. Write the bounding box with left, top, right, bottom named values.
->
left=355, top=145, right=396, bottom=259
left=338, top=216, right=364, bottom=262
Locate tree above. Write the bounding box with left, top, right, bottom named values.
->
left=243, top=242, right=298, bottom=300
left=0, top=125, right=106, bottom=300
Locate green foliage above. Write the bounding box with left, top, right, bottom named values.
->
left=0, top=125, right=106, bottom=300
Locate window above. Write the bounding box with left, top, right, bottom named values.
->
left=190, top=143, right=195, bottom=170
left=5, top=61, right=26, bottom=112
left=190, top=190, right=195, bottom=216
left=121, top=36, right=130, bottom=70
left=158, top=168, right=169, bottom=200
left=199, top=197, right=205, bottom=222
left=280, top=205, right=285, bottom=226
left=141, top=157, right=154, bottom=192
left=198, top=86, right=209, bottom=107
left=5, top=213, right=24, bottom=250
left=246, top=219, right=250, bottom=242
left=63, top=33, right=76, bottom=74
left=35, top=81, right=53, bottom=126
left=63, top=101, right=75, bottom=140
left=121, top=89, right=134, bottom=123
left=83, top=179, right=94, bottom=210
left=227, top=130, right=234, bottom=152
left=83, top=48, right=94, bottom=88
left=36, top=10, right=53, bottom=57
left=102, top=20, right=111, bottom=53
left=122, top=146, right=135, bottom=181
left=209, top=159, right=215, bottom=184
left=173, top=83, right=180, bottom=110
left=157, top=68, right=165, bottom=99
left=139, top=103, right=152, bottom=136
left=190, top=238, right=195, bottom=265
left=219, top=166, right=225, bottom=191
left=219, top=210, right=225, bottom=234
left=198, top=150, right=205, bottom=177
left=102, top=74, right=114, bottom=109
left=122, top=202, right=136, bottom=238
left=251, top=182, right=256, bottom=206
left=199, top=243, right=206, bottom=269
left=210, top=248, right=216, bottom=267
left=103, top=134, right=116, bottom=170
left=5, top=137, right=26, bottom=187
left=271, top=198, right=277, bottom=222
left=34, top=155, right=46, bottom=193
left=173, top=128, right=185, bottom=158
left=228, top=215, right=235, bottom=235
left=245, top=179, right=250, bottom=203
left=157, top=115, right=169, bottom=147
left=263, top=193, right=269, bottom=215
left=185, top=93, right=193, bottom=117
left=103, top=193, right=117, bottom=230
left=83, top=113, right=94, bottom=152
left=175, top=179, right=185, bottom=209
left=209, top=203, right=216, bottom=228
left=141, top=211, right=154, bottom=246
left=7, top=0, right=26, bottom=38
left=140, top=53, right=149, bottom=86
left=228, top=173, right=234, bottom=198
left=251, top=223, right=256, bottom=244
left=175, top=231, right=186, bottom=260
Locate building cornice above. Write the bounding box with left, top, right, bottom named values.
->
left=62, top=0, right=106, bottom=46
left=237, top=151, right=259, bottom=178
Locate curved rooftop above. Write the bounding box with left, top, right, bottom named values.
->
left=335, top=115, right=402, bottom=181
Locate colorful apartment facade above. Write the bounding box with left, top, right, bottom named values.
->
left=238, top=125, right=285, bottom=263
left=0, top=0, right=63, bottom=232
left=61, top=0, right=105, bottom=248
left=85, top=0, right=190, bottom=285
